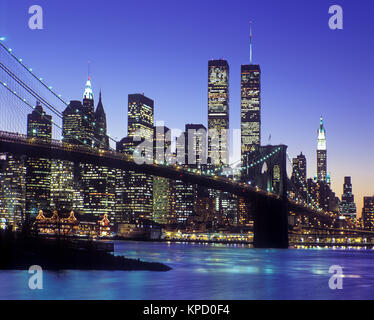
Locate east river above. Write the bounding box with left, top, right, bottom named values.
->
left=1, top=240, right=373, bottom=299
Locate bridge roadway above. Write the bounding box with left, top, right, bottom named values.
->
left=0, top=130, right=336, bottom=247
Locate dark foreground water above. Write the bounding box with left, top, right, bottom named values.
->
left=1, top=241, right=374, bottom=299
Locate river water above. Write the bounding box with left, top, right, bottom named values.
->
left=0, top=240, right=373, bottom=299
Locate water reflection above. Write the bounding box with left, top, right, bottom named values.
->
left=1, top=241, right=374, bottom=299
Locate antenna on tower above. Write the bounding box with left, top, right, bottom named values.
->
left=88, top=60, right=91, bottom=80
left=249, top=21, right=253, bottom=64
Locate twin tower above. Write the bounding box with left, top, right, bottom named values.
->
left=208, top=59, right=261, bottom=180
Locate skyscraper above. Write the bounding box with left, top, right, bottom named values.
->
left=62, top=100, right=84, bottom=144
left=240, top=26, right=261, bottom=183
left=81, top=76, right=95, bottom=147
left=65, top=79, right=115, bottom=221
left=26, top=102, right=52, bottom=219
left=339, top=176, right=356, bottom=218
left=94, top=91, right=109, bottom=150
left=317, top=117, right=327, bottom=183
left=124, top=93, right=154, bottom=221
left=240, top=64, right=261, bottom=156
left=291, top=152, right=307, bottom=200
left=185, top=123, right=207, bottom=168
left=153, top=125, right=172, bottom=224
left=0, top=153, right=26, bottom=229
left=172, top=125, right=206, bottom=224
left=362, top=196, right=374, bottom=230
left=208, top=60, right=229, bottom=167
left=291, top=152, right=307, bottom=183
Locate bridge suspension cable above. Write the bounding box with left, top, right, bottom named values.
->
left=0, top=40, right=119, bottom=147
left=286, top=152, right=321, bottom=211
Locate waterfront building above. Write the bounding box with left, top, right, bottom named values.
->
left=339, top=176, right=357, bottom=218
left=208, top=59, right=229, bottom=167
left=25, top=102, right=52, bottom=220
left=0, top=153, right=26, bottom=229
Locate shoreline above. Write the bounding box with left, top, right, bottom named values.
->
left=0, top=232, right=172, bottom=272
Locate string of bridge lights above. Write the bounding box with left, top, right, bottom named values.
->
left=0, top=79, right=115, bottom=151
left=0, top=37, right=118, bottom=145
left=0, top=80, right=61, bottom=130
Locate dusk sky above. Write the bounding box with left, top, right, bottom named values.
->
left=1, top=0, right=373, bottom=214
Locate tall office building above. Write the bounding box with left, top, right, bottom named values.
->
left=291, top=152, right=307, bottom=200
left=26, top=102, right=52, bottom=219
left=64, top=79, right=115, bottom=221
left=0, top=153, right=26, bottom=229
left=171, top=126, right=206, bottom=223
left=124, top=94, right=154, bottom=221
left=153, top=125, right=172, bottom=224
left=94, top=91, right=109, bottom=150
left=241, top=26, right=261, bottom=183
left=208, top=60, right=229, bottom=167
left=185, top=124, right=207, bottom=168
left=362, top=196, right=374, bottom=230
left=240, top=63, right=261, bottom=156
left=62, top=100, right=84, bottom=144
left=50, top=160, right=75, bottom=213
left=339, top=176, right=356, bottom=218
left=81, top=87, right=115, bottom=220
left=81, top=77, right=95, bottom=147
left=291, top=153, right=307, bottom=183
left=317, top=117, right=327, bottom=183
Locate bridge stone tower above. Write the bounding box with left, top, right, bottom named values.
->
left=251, top=144, right=289, bottom=248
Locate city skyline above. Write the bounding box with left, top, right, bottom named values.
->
left=0, top=0, right=373, bottom=214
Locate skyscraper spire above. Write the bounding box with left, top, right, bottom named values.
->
left=249, top=21, right=253, bottom=64
left=83, top=75, right=93, bottom=100
left=317, top=116, right=327, bottom=183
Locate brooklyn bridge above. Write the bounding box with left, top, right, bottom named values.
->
left=0, top=39, right=372, bottom=249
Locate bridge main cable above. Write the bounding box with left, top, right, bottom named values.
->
left=0, top=40, right=119, bottom=147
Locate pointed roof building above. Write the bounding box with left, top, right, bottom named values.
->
left=94, top=90, right=109, bottom=149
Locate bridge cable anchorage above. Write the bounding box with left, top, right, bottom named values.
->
left=0, top=41, right=119, bottom=147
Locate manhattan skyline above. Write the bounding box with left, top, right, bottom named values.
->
left=0, top=0, right=373, bottom=214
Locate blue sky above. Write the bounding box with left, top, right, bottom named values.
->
left=1, top=0, right=373, bottom=214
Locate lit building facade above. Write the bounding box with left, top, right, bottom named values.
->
left=123, top=94, right=154, bottom=221
left=339, top=176, right=356, bottom=218
left=208, top=60, right=229, bottom=167
left=241, top=64, right=261, bottom=154
left=81, top=77, right=95, bottom=147
left=363, top=196, right=374, bottom=230
left=291, top=152, right=307, bottom=200
left=317, top=117, right=327, bottom=183
left=94, top=91, right=109, bottom=150
left=240, top=64, right=261, bottom=183
left=0, top=153, right=26, bottom=229
left=26, top=102, right=52, bottom=220
left=153, top=125, right=172, bottom=224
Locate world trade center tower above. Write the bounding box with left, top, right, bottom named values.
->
left=208, top=59, right=229, bottom=167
